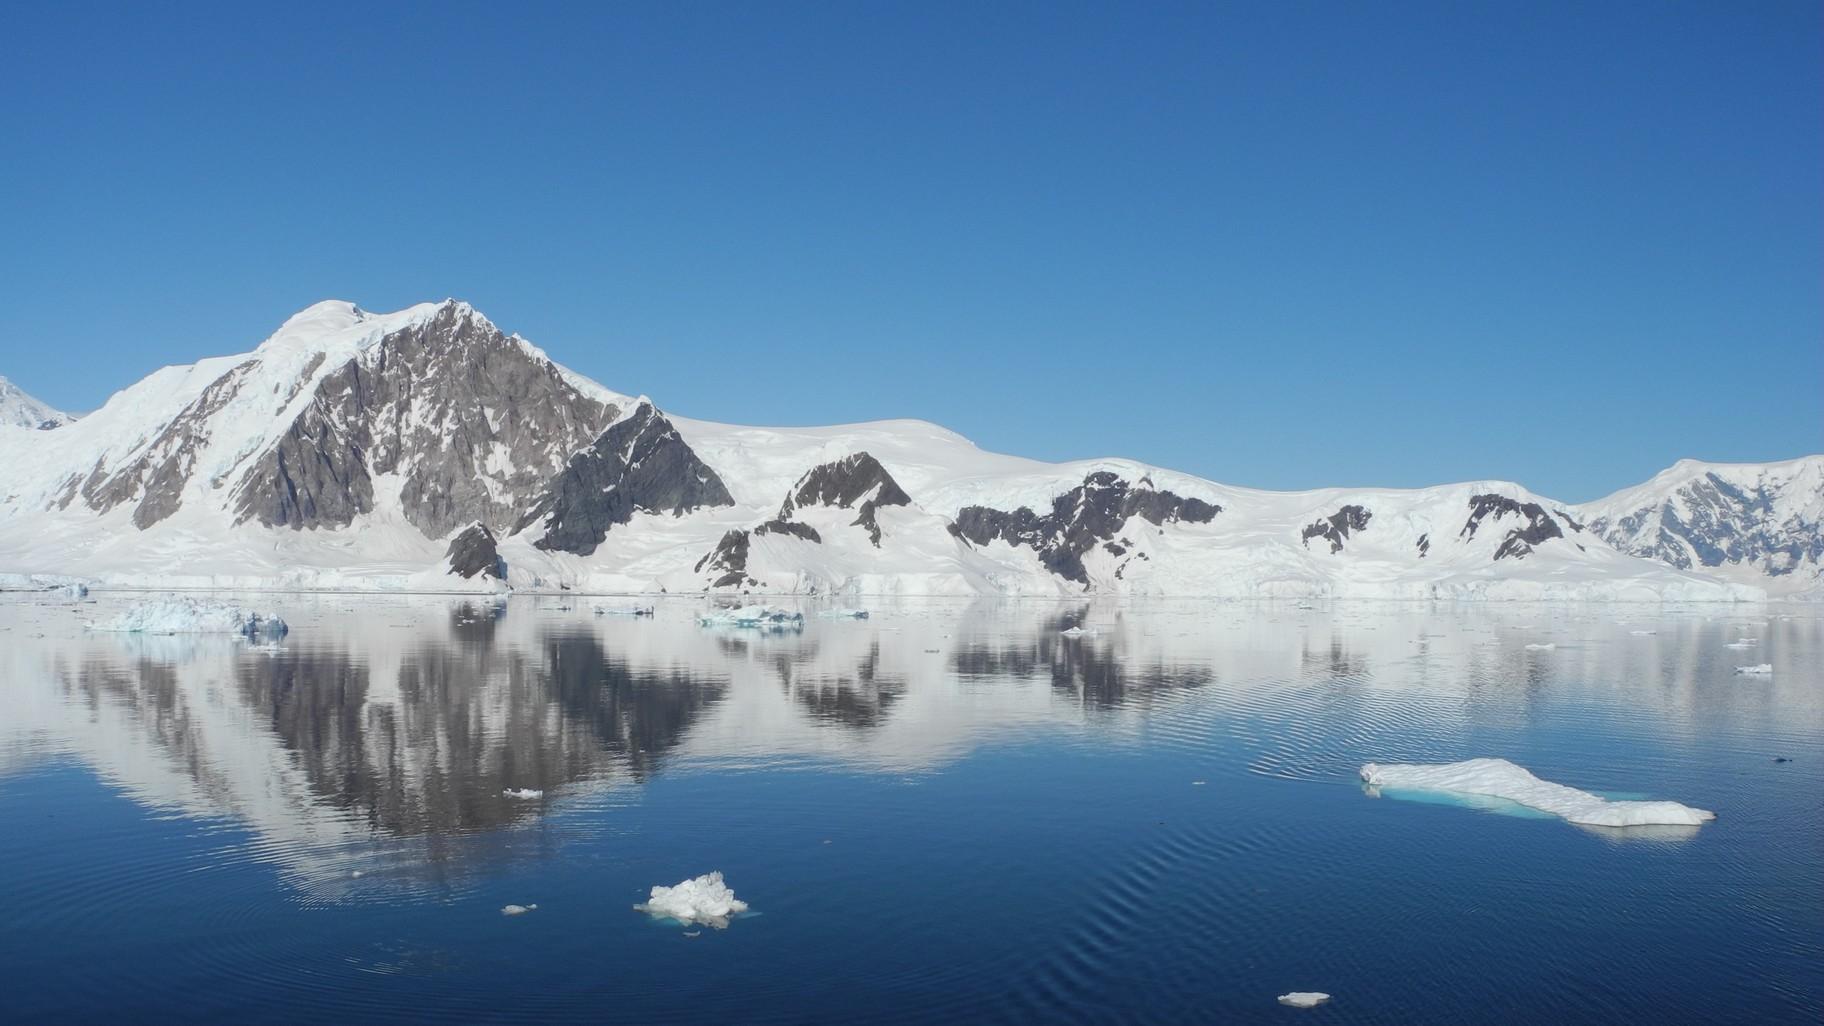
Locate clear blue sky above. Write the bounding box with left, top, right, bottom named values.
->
left=2, top=2, right=1818, bottom=500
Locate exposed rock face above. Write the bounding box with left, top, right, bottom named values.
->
left=1461, top=494, right=1565, bottom=561
left=1585, top=466, right=1824, bottom=579
left=777, top=452, right=911, bottom=545
left=235, top=305, right=613, bottom=536
left=1301, top=505, right=1371, bottom=553
left=524, top=401, right=734, bottom=556
left=695, top=529, right=757, bottom=589
left=1416, top=533, right=1431, bottom=558
left=951, top=472, right=1221, bottom=584
left=754, top=519, right=821, bottom=543
left=447, top=522, right=506, bottom=580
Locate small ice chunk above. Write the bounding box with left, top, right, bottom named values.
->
left=1524, top=642, right=1555, bottom=651
left=1629, top=630, right=1657, bottom=636
left=1060, top=626, right=1094, bottom=637
left=816, top=607, right=870, bottom=619
left=635, top=871, right=749, bottom=928
left=1734, top=664, right=1773, bottom=676
left=1724, top=641, right=1755, bottom=650
left=697, top=605, right=804, bottom=630
left=594, top=605, right=654, bottom=617
left=1278, top=992, right=1331, bottom=1008
left=87, top=598, right=288, bottom=637
left=501, top=903, right=538, bottom=916
left=503, top=788, right=544, bottom=799
left=1360, top=758, right=1714, bottom=827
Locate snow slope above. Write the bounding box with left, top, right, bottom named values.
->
left=0, top=300, right=1800, bottom=601
left=0, top=375, right=75, bottom=430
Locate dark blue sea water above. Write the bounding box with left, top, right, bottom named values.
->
left=1, top=596, right=1818, bottom=1024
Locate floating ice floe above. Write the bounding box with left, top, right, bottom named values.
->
left=1734, top=664, right=1773, bottom=676
left=594, top=605, right=654, bottom=617
left=697, top=606, right=804, bottom=630
left=87, top=598, right=289, bottom=637
left=1524, top=642, right=1555, bottom=651
left=1359, top=758, right=1714, bottom=827
left=635, top=872, right=749, bottom=928
left=1724, top=640, right=1757, bottom=650
left=816, top=608, right=870, bottom=620
left=501, top=904, right=537, bottom=916
left=1060, top=626, right=1096, bottom=637
left=1278, top=992, right=1331, bottom=1008
left=502, top=788, right=544, bottom=799
left=1629, top=630, right=1657, bottom=636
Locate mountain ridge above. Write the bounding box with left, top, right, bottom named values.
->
left=1, top=300, right=1815, bottom=600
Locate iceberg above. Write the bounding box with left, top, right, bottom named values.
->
left=87, top=598, right=289, bottom=637
left=697, top=605, right=804, bottom=630
left=1278, top=992, right=1330, bottom=1009
left=502, top=788, right=544, bottom=799
left=815, top=607, right=870, bottom=619
left=635, top=871, right=749, bottom=928
left=594, top=604, right=654, bottom=617
left=1734, top=664, right=1773, bottom=676
left=1724, top=640, right=1757, bottom=650
left=1060, top=626, right=1096, bottom=637
left=501, top=903, right=537, bottom=916
left=1359, top=758, right=1714, bottom=828
left=1524, top=642, right=1555, bottom=651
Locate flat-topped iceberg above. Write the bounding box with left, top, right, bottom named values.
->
left=635, top=871, right=749, bottom=928
left=1360, top=758, right=1714, bottom=828
left=1278, top=992, right=1331, bottom=1008
left=697, top=605, right=804, bottom=630
left=1733, top=664, right=1773, bottom=676
left=87, top=598, right=289, bottom=638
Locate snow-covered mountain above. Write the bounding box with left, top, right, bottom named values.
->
left=0, top=375, right=75, bottom=431
left=0, top=300, right=1808, bottom=600
left=1577, top=457, right=1824, bottom=599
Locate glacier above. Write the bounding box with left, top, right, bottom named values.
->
left=1360, top=758, right=1715, bottom=827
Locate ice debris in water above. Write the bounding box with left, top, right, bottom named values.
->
left=594, top=604, right=654, bottom=617
left=1060, top=626, right=1096, bottom=637
left=1734, top=664, right=1773, bottom=676
left=1724, top=640, right=1756, bottom=649
left=501, top=904, right=537, bottom=916
left=87, top=598, right=288, bottom=637
left=503, top=788, right=544, bottom=799
left=635, top=872, right=749, bottom=928
left=815, top=607, right=870, bottom=619
left=1524, top=642, right=1555, bottom=651
left=697, top=605, right=804, bottom=630
left=1278, top=992, right=1331, bottom=1008
left=1360, top=758, right=1715, bottom=827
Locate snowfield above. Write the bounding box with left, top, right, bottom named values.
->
left=0, top=300, right=1812, bottom=600
left=1360, top=758, right=1715, bottom=827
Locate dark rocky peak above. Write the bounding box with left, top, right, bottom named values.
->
left=521, top=400, right=735, bottom=556
left=695, top=529, right=758, bottom=589
left=1460, top=493, right=1565, bottom=561
left=1301, top=504, right=1372, bottom=554
left=951, top=471, right=1221, bottom=584
left=232, top=306, right=614, bottom=537
left=777, top=452, right=912, bottom=546
left=446, top=521, right=506, bottom=580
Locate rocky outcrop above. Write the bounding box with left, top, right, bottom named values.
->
left=695, top=529, right=757, bottom=589
left=447, top=522, right=506, bottom=580
left=1301, top=505, right=1371, bottom=553
left=754, top=519, right=821, bottom=543
left=234, top=304, right=613, bottom=537
left=1583, top=463, right=1824, bottom=580
left=777, top=452, right=911, bottom=545
left=1461, top=494, right=1565, bottom=561
left=524, top=401, right=735, bottom=557
left=951, top=472, right=1221, bottom=584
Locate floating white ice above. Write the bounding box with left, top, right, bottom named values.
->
left=697, top=606, right=804, bottom=630
left=816, top=607, right=870, bottom=619
left=1359, top=758, right=1714, bottom=828
left=635, top=871, right=749, bottom=927
left=1734, top=664, right=1773, bottom=676
left=1278, top=992, right=1331, bottom=1008
left=87, top=598, right=288, bottom=637
left=502, top=788, right=544, bottom=799
left=501, top=903, right=537, bottom=916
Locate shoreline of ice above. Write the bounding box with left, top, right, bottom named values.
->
left=1360, top=758, right=1715, bottom=828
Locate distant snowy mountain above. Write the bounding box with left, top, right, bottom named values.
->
left=0, top=375, right=75, bottom=431
left=1577, top=457, right=1824, bottom=598
left=0, top=300, right=1808, bottom=601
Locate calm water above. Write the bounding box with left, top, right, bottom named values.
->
left=0, top=595, right=1818, bottom=1024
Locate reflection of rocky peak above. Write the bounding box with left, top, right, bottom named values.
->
left=234, top=303, right=615, bottom=536
left=778, top=452, right=912, bottom=545
left=951, top=472, right=1221, bottom=583
left=1461, top=494, right=1567, bottom=561
left=522, top=401, right=734, bottom=556
left=1301, top=505, right=1371, bottom=554
left=775, top=641, right=906, bottom=729
left=952, top=612, right=1213, bottom=708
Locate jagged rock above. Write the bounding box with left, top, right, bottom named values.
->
left=777, top=452, right=911, bottom=546
left=1416, top=533, right=1431, bottom=558
left=522, top=401, right=735, bottom=556
left=951, top=472, right=1221, bottom=584
left=1301, top=505, right=1371, bottom=553
left=1583, top=463, right=1824, bottom=579
left=754, top=519, right=822, bottom=543
left=233, top=305, right=613, bottom=537
left=447, top=522, right=507, bottom=580
left=695, top=529, right=758, bottom=589
left=1461, top=494, right=1565, bottom=561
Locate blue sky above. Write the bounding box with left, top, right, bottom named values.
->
left=1, top=2, right=1817, bottom=500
